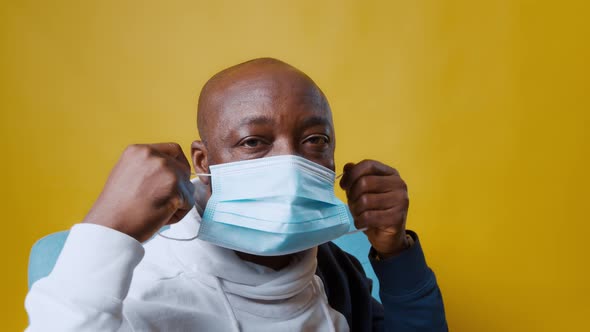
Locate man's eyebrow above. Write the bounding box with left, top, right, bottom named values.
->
left=238, top=115, right=274, bottom=127
left=299, top=115, right=331, bottom=129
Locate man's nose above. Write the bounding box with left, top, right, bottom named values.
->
left=267, top=137, right=299, bottom=157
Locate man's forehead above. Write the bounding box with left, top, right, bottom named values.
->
left=197, top=58, right=332, bottom=140
left=206, top=70, right=326, bottom=109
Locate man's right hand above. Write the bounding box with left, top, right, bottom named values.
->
left=84, top=143, right=195, bottom=242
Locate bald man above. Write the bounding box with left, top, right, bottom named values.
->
left=26, top=58, right=447, bottom=331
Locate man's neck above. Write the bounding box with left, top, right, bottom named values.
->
left=235, top=251, right=292, bottom=271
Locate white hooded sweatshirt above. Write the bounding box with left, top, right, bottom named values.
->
left=25, top=207, right=350, bottom=331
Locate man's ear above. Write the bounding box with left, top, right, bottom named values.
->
left=191, top=140, right=210, bottom=185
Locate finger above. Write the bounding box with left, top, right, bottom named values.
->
left=349, top=191, right=404, bottom=218
left=167, top=154, right=192, bottom=180
left=346, top=175, right=402, bottom=202
left=168, top=205, right=192, bottom=225
left=175, top=177, right=195, bottom=211
left=343, top=162, right=355, bottom=173
left=153, top=156, right=194, bottom=212
left=151, top=143, right=191, bottom=175
left=354, top=205, right=406, bottom=229
left=168, top=180, right=195, bottom=224
left=168, top=212, right=188, bottom=225
left=150, top=142, right=184, bottom=158
left=163, top=177, right=195, bottom=225
left=340, top=160, right=398, bottom=190
left=339, top=162, right=355, bottom=189
left=171, top=147, right=191, bottom=173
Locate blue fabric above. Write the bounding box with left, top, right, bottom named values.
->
left=27, top=231, right=69, bottom=289
left=27, top=226, right=169, bottom=289
left=200, top=155, right=353, bottom=256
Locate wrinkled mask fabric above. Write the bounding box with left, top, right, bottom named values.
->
left=196, top=155, right=354, bottom=256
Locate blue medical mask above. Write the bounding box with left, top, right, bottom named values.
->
left=160, top=155, right=362, bottom=256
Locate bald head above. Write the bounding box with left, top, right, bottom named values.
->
left=196, top=58, right=331, bottom=143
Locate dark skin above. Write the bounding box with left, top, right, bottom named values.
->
left=85, top=58, right=409, bottom=271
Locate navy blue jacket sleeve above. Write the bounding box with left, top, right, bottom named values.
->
left=370, top=230, right=448, bottom=331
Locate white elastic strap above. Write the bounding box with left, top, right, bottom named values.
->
left=159, top=224, right=366, bottom=241
left=345, top=227, right=368, bottom=235
left=157, top=232, right=199, bottom=241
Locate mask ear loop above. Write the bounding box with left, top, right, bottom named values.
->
left=345, top=227, right=368, bottom=234
left=191, top=172, right=212, bottom=178
left=156, top=172, right=212, bottom=241
left=157, top=231, right=200, bottom=241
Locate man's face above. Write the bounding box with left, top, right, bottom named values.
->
left=190, top=63, right=337, bottom=263
left=200, top=67, right=336, bottom=171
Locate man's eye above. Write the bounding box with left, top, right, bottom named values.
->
left=304, top=135, right=330, bottom=145
left=240, top=138, right=265, bottom=148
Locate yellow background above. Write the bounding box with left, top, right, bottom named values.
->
left=1, top=0, right=588, bottom=330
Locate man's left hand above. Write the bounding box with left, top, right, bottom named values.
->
left=340, top=160, right=410, bottom=259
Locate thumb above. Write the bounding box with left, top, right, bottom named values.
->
left=166, top=179, right=195, bottom=225
left=177, top=178, right=196, bottom=211
left=343, top=162, right=355, bottom=172
left=339, top=162, right=356, bottom=190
